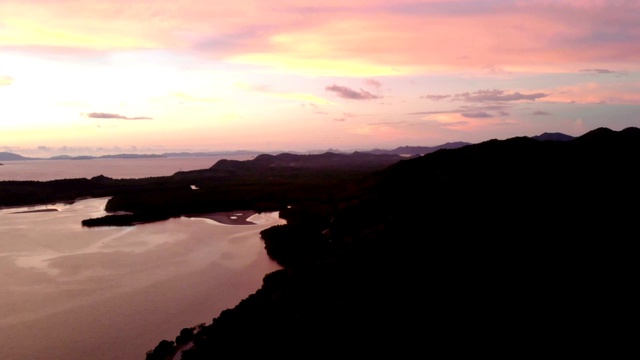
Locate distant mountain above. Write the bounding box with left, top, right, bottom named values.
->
left=0, top=152, right=34, bottom=161
left=161, top=150, right=269, bottom=157
left=100, top=154, right=165, bottom=159
left=50, top=155, right=93, bottom=160
left=0, top=141, right=472, bottom=161
left=48, top=154, right=166, bottom=160
left=365, top=141, right=471, bottom=155
left=210, top=151, right=407, bottom=171
left=530, top=132, right=575, bottom=141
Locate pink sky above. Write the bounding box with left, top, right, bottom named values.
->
left=1, top=0, right=639, bottom=156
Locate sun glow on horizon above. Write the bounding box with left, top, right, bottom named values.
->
left=1, top=1, right=639, bottom=156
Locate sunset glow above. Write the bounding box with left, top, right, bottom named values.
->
left=1, top=0, right=639, bottom=156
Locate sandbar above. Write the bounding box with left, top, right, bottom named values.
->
left=185, top=211, right=258, bottom=225
left=10, top=208, right=59, bottom=214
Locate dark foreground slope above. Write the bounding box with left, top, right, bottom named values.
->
left=147, top=127, right=639, bottom=359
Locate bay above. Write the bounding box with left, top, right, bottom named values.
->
left=0, top=197, right=284, bottom=360
left=0, top=155, right=254, bottom=181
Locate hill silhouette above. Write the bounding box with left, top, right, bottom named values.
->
left=146, top=127, right=638, bottom=359
left=364, top=141, right=471, bottom=155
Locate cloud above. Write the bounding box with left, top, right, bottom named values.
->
left=333, top=118, right=346, bottom=122
left=83, top=112, right=152, bottom=120
left=368, top=121, right=406, bottom=126
left=325, top=85, right=382, bottom=100
left=408, top=110, right=452, bottom=115
left=0, top=76, right=14, bottom=87
left=4, top=1, right=640, bottom=77
left=451, top=89, right=549, bottom=102
left=421, top=95, right=451, bottom=101
left=532, top=110, right=552, bottom=116
left=542, top=81, right=640, bottom=105
left=461, top=112, right=493, bottom=118
left=580, top=69, right=628, bottom=77
left=364, top=79, right=382, bottom=89
left=439, top=121, right=470, bottom=128
left=408, top=103, right=512, bottom=117
left=408, top=102, right=520, bottom=127
left=239, top=83, right=330, bottom=104
left=580, top=68, right=615, bottom=74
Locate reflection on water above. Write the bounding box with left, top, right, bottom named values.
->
left=0, top=155, right=254, bottom=181
left=0, top=198, right=283, bottom=360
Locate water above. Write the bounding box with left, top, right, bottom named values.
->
left=0, top=198, right=284, bottom=360
left=0, top=155, right=254, bottom=181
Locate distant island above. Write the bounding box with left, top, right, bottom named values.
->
left=0, top=152, right=167, bottom=161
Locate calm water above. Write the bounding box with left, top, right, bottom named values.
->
left=0, top=198, right=284, bottom=360
left=0, top=155, right=254, bottom=181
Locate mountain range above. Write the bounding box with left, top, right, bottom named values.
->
left=0, top=131, right=576, bottom=161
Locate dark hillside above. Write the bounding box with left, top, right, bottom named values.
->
left=147, top=127, right=639, bottom=359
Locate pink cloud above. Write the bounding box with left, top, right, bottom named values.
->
left=451, top=90, right=549, bottom=103
left=2, top=1, right=638, bottom=74
left=542, top=82, right=640, bottom=105
left=83, top=112, right=152, bottom=120
left=364, top=78, right=381, bottom=89
left=325, top=84, right=381, bottom=100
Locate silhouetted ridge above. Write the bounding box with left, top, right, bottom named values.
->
left=530, top=132, right=575, bottom=141
left=621, top=126, right=640, bottom=135
left=147, top=127, right=638, bottom=359
left=365, top=141, right=471, bottom=155
left=210, top=151, right=406, bottom=170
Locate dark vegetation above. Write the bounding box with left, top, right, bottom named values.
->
left=145, top=127, right=638, bottom=359
left=0, top=152, right=405, bottom=216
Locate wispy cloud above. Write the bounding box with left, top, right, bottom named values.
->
left=451, top=89, right=549, bottom=102
left=461, top=112, right=493, bottom=118
left=580, top=68, right=616, bottom=75
left=408, top=100, right=521, bottom=124
left=3, top=1, right=640, bottom=76
left=421, top=95, right=451, bottom=101
left=532, top=110, right=551, bottom=116
left=542, top=81, right=640, bottom=105
left=580, top=68, right=628, bottom=77
left=83, top=112, right=153, bottom=120
left=239, top=83, right=330, bottom=104
left=0, top=76, right=14, bottom=87
left=408, top=103, right=511, bottom=117
left=364, top=79, right=382, bottom=89
left=325, top=84, right=381, bottom=100
left=421, top=90, right=548, bottom=103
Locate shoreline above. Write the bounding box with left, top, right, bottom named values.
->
left=184, top=210, right=258, bottom=225
left=10, top=208, right=60, bottom=214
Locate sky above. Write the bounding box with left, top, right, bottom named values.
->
left=1, top=0, right=639, bottom=156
